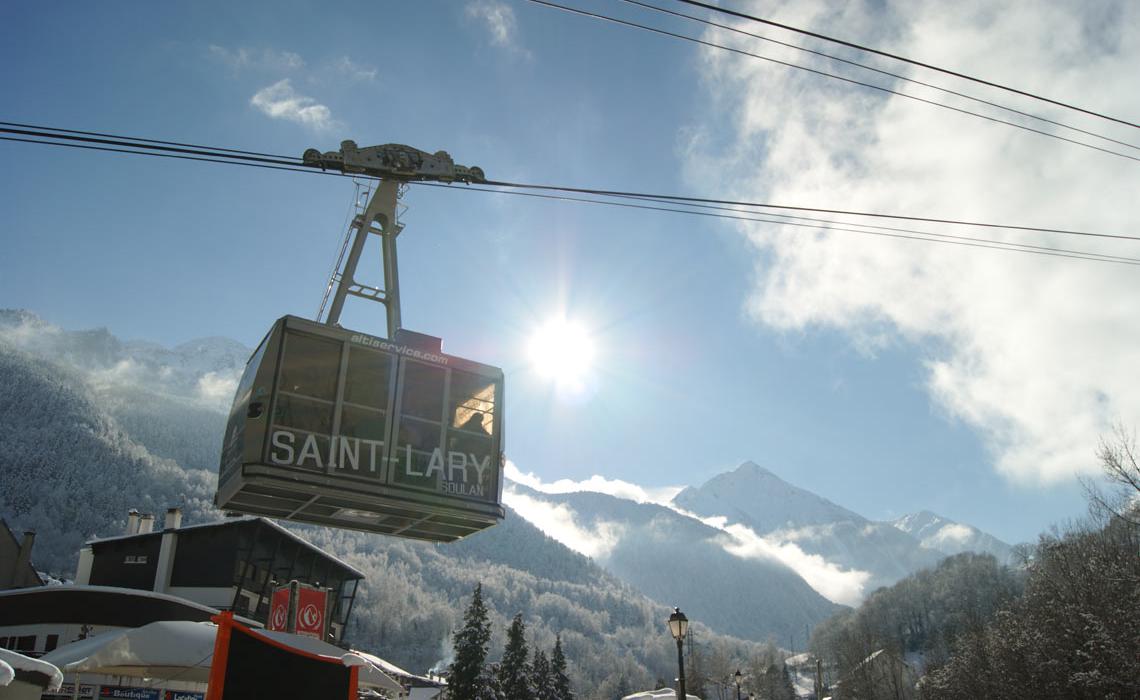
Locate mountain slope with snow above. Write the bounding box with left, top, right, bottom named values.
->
left=892, top=510, right=1015, bottom=564
left=673, top=462, right=943, bottom=592
left=505, top=483, right=845, bottom=643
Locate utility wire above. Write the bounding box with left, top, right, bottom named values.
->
left=480, top=178, right=1140, bottom=242
left=525, top=0, right=1140, bottom=163
left=4, top=123, right=1135, bottom=242
left=416, top=182, right=1140, bottom=266
left=619, top=0, right=1140, bottom=152
left=6, top=133, right=1134, bottom=266
left=0, top=120, right=289, bottom=159
left=671, top=0, right=1140, bottom=130
left=4, top=124, right=1135, bottom=245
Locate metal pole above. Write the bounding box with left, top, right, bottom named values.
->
left=676, top=637, right=686, bottom=700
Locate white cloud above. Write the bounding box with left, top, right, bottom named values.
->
left=250, top=79, right=335, bottom=130
left=208, top=45, right=304, bottom=71
left=504, top=461, right=683, bottom=504
left=196, top=370, right=239, bottom=408
left=466, top=0, right=530, bottom=57
left=334, top=56, right=377, bottom=82
left=930, top=523, right=974, bottom=547
left=503, top=488, right=624, bottom=559
left=687, top=0, right=1140, bottom=485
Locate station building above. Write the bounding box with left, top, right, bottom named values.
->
left=0, top=509, right=363, bottom=658
left=74, top=509, right=364, bottom=642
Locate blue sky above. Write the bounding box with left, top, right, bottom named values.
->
left=4, top=0, right=1137, bottom=546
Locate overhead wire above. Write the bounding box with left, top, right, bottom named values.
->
left=4, top=123, right=1136, bottom=240
left=414, top=182, right=1140, bottom=266
left=670, top=0, right=1140, bottom=130
left=522, top=0, right=1140, bottom=163
left=479, top=177, right=1140, bottom=242
left=3, top=124, right=1138, bottom=265
left=617, top=0, right=1140, bottom=153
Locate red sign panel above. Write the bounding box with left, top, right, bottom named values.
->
left=295, top=586, right=327, bottom=639
left=267, top=587, right=290, bottom=632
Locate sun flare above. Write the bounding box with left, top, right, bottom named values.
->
left=528, top=317, right=595, bottom=387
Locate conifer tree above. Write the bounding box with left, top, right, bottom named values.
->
left=532, top=647, right=553, bottom=700
left=498, top=613, right=532, bottom=700
left=551, top=635, right=573, bottom=700
left=450, top=583, right=492, bottom=700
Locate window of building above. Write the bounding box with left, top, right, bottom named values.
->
left=45, top=634, right=59, bottom=652
left=15, top=635, right=35, bottom=653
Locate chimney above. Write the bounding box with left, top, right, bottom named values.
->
left=127, top=509, right=140, bottom=536
left=138, top=513, right=155, bottom=534
left=153, top=511, right=181, bottom=594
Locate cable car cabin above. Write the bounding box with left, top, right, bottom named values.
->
left=217, top=315, right=505, bottom=542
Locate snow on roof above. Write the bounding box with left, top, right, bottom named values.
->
left=622, top=689, right=701, bottom=700
left=86, top=516, right=364, bottom=578
left=350, top=649, right=440, bottom=685
left=0, top=648, right=64, bottom=690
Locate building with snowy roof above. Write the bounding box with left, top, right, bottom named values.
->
left=72, top=508, right=364, bottom=643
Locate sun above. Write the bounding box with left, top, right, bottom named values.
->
left=528, top=317, right=596, bottom=387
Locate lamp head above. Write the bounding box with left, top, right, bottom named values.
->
left=667, top=606, right=689, bottom=640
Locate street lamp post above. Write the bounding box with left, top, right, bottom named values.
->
left=734, top=669, right=742, bottom=700
left=668, top=607, right=689, bottom=700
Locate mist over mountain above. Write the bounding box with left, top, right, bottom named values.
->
left=892, top=510, right=1015, bottom=564
left=505, top=484, right=844, bottom=644
left=673, top=462, right=943, bottom=592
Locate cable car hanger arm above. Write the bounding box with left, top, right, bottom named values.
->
left=302, top=140, right=486, bottom=184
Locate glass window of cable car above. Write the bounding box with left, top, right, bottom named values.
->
left=221, top=335, right=270, bottom=478
left=447, top=370, right=497, bottom=496
left=270, top=332, right=341, bottom=471
left=335, top=346, right=394, bottom=476
left=391, top=361, right=445, bottom=490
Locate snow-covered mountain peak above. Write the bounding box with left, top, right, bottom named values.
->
left=672, top=461, right=865, bottom=533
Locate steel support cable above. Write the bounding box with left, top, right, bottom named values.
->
left=524, top=0, right=1140, bottom=163
left=0, top=135, right=321, bottom=176
left=0, top=126, right=302, bottom=167
left=0, top=120, right=292, bottom=160
left=619, top=0, right=1140, bottom=152
left=415, top=182, right=1140, bottom=265
left=3, top=134, right=1136, bottom=265
left=671, top=0, right=1140, bottom=130
left=481, top=178, right=1140, bottom=242
left=4, top=125, right=1136, bottom=242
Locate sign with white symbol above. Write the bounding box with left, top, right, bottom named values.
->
left=295, top=586, right=328, bottom=639
left=267, top=587, right=290, bottom=632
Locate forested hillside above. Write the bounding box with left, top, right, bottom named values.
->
left=0, top=343, right=220, bottom=573
left=808, top=441, right=1140, bottom=700
left=515, top=487, right=844, bottom=644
